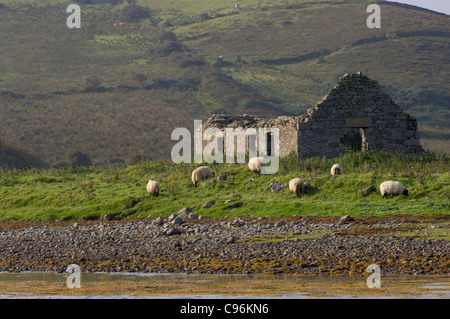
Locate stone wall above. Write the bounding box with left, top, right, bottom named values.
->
left=202, top=114, right=300, bottom=159
left=297, top=72, right=421, bottom=158
left=202, top=73, right=422, bottom=160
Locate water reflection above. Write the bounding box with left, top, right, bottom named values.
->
left=0, top=272, right=449, bottom=299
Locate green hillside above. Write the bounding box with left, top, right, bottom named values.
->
left=0, top=0, right=449, bottom=166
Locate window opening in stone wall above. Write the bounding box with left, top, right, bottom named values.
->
left=266, top=132, right=272, bottom=156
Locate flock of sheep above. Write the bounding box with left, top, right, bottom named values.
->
left=146, top=157, right=408, bottom=199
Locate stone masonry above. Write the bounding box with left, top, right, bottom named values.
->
left=202, top=73, right=422, bottom=159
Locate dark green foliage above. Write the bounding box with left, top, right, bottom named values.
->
left=180, top=59, right=206, bottom=68
left=157, top=31, right=177, bottom=42
left=121, top=4, right=151, bottom=22
left=147, top=40, right=184, bottom=57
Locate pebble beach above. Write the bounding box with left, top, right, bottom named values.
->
left=0, top=215, right=448, bottom=276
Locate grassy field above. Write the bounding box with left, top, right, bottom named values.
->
left=0, top=0, right=449, bottom=168
left=0, top=151, right=448, bottom=221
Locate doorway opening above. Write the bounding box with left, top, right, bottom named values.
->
left=341, top=128, right=368, bottom=151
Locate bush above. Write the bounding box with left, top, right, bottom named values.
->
left=121, top=4, right=151, bottom=22
left=147, top=40, right=183, bottom=57
left=157, top=31, right=177, bottom=41
left=162, top=40, right=183, bottom=55
left=179, top=59, right=206, bottom=68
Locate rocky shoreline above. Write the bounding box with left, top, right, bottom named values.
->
left=0, top=215, right=449, bottom=276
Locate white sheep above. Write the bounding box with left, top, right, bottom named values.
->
left=289, top=178, right=304, bottom=197
left=331, top=164, right=342, bottom=175
left=191, top=166, right=214, bottom=187
left=146, top=180, right=160, bottom=197
left=379, top=181, right=408, bottom=198
left=248, top=157, right=265, bottom=173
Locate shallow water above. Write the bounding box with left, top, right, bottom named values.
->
left=0, top=272, right=449, bottom=299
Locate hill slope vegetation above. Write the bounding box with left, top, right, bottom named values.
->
left=0, top=0, right=448, bottom=166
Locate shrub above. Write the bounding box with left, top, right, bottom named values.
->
left=157, top=31, right=177, bottom=41
left=179, top=59, right=206, bottom=68
left=121, top=4, right=151, bottom=22
left=162, top=40, right=183, bottom=55
left=147, top=40, right=183, bottom=57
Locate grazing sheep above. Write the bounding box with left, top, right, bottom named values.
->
left=331, top=164, right=342, bottom=175
left=289, top=178, right=304, bottom=197
left=248, top=157, right=265, bottom=173
left=379, top=181, right=408, bottom=198
left=146, top=180, right=160, bottom=197
left=191, top=166, right=214, bottom=187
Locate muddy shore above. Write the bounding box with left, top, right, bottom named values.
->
left=0, top=215, right=449, bottom=276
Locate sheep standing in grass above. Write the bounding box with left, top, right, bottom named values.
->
left=331, top=164, right=342, bottom=175
left=191, top=166, right=214, bottom=187
left=379, top=181, right=408, bottom=198
left=146, top=180, right=160, bottom=197
left=289, top=178, right=304, bottom=197
left=248, top=157, right=265, bottom=173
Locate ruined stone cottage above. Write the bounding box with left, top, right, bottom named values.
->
left=202, top=72, right=422, bottom=159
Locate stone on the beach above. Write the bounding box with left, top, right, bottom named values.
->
left=166, top=228, right=182, bottom=236
left=322, top=232, right=334, bottom=238
left=153, top=216, right=164, bottom=226
left=338, top=215, right=355, bottom=225
left=177, top=207, right=192, bottom=217
left=226, top=236, right=235, bottom=243
left=274, top=221, right=285, bottom=227
left=188, top=213, right=199, bottom=219
left=171, top=216, right=184, bottom=225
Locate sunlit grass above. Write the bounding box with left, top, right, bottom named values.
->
left=0, top=151, right=448, bottom=221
